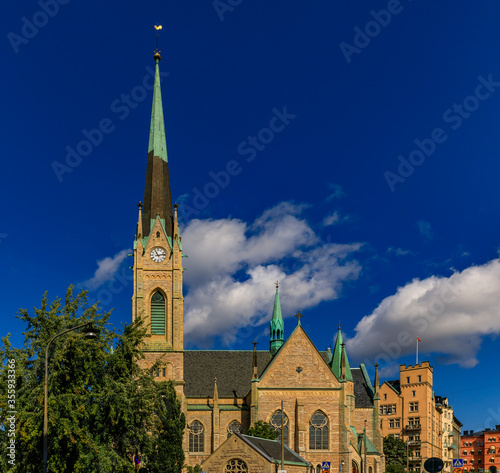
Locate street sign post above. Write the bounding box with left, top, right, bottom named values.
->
left=323, top=461, right=331, bottom=473
left=452, top=460, right=464, bottom=468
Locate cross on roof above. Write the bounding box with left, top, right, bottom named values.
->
left=294, top=311, right=304, bottom=324
left=252, top=340, right=258, bottom=349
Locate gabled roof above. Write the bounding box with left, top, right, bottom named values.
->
left=385, top=380, right=401, bottom=394
left=351, top=368, right=374, bottom=408
left=183, top=350, right=271, bottom=397
left=358, top=432, right=380, bottom=455
left=238, top=433, right=310, bottom=466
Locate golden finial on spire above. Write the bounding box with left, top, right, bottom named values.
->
left=275, top=281, right=279, bottom=288
left=153, top=25, right=163, bottom=61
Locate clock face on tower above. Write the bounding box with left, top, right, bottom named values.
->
left=150, top=247, right=167, bottom=263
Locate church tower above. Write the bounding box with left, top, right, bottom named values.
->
left=132, top=48, right=184, bottom=355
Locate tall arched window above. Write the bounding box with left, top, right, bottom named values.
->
left=189, top=421, right=204, bottom=453
left=270, top=410, right=289, bottom=446
left=224, top=459, right=248, bottom=472
left=309, top=410, right=329, bottom=450
left=316, top=465, right=322, bottom=473
left=227, top=420, right=242, bottom=438
left=151, top=291, right=165, bottom=335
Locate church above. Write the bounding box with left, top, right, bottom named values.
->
left=132, top=47, right=386, bottom=473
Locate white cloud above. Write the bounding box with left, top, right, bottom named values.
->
left=348, top=258, right=500, bottom=369
left=83, top=249, right=130, bottom=290
left=182, top=202, right=362, bottom=347
left=323, top=211, right=350, bottom=227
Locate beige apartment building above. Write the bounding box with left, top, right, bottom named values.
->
left=379, top=362, right=462, bottom=473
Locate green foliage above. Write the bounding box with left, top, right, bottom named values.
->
left=0, top=286, right=185, bottom=473
left=186, top=465, right=203, bottom=473
left=247, top=420, right=279, bottom=440
left=386, top=463, right=406, bottom=473
left=383, top=435, right=408, bottom=468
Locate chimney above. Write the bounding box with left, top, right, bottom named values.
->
left=495, top=425, right=500, bottom=431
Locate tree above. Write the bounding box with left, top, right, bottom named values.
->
left=247, top=420, right=279, bottom=440
left=383, top=435, right=408, bottom=469
left=0, top=286, right=185, bottom=473
left=386, top=464, right=406, bottom=473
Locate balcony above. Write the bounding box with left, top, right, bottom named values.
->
left=409, top=456, right=422, bottom=461
left=446, top=444, right=457, bottom=450
left=408, top=441, right=421, bottom=446
left=406, top=424, right=422, bottom=431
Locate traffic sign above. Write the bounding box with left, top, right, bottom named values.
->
left=323, top=462, right=331, bottom=469
left=453, top=460, right=464, bottom=468
left=453, top=468, right=463, bottom=473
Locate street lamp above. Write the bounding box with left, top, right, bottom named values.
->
left=43, top=322, right=98, bottom=473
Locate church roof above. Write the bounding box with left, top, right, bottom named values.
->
left=351, top=368, right=375, bottom=408
left=184, top=350, right=375, bottom=405
left=238, top=433, right=310, bottom=466
left=183, top=350, right=271, bottom=398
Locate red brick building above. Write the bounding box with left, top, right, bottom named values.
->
left=462, top=426, right=500, bottom=473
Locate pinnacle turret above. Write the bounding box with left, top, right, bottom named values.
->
left=270, top=282, right=284, bottom=356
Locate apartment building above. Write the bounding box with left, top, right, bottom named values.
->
left=379, top=362, right=462, bottom=473
left=462, top=426, right=500, bottom=473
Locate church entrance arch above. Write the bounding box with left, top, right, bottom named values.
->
left=352, top=460, right=360, bottom=473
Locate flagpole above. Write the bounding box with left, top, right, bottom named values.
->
left=416, top=338, right=418, bottom=365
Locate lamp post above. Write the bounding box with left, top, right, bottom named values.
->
left=43, top=322, right=98, bottom=473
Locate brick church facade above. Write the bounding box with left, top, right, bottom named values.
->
left=132, top=49, right=386, bottom=473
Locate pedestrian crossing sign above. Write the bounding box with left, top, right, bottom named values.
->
left=452, top=460, right=463, bottom=468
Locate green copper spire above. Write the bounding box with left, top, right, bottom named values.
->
left=270, top=282, right=284, bottom=356
left=148, top=52, right=168, bottom=163
left=142, top=49, right=174, bottom=238
left=330, top=324, right=353, bottom=381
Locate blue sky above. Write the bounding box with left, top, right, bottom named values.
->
left=2, top=1, right=500, bottom=434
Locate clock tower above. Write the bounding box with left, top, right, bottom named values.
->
left=132, top=48, right=184, bottom=370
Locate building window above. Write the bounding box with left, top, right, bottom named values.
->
left=380, top=404, right=397, bottom=415
left=227, top=420, right=242, bottom=438
left=151, top=291, right=166, bottom=335
left=224, top=459, right=248, bottom=473
left=316, top=465, right=322, bottom=473
left=189, top=421, right=204, bottom=453
left=384, top=394, right=387, bottom=400
left=409, top=402, right=419, bottom=412
left=407, top=377, right=410, bottom=383
left=309, top=410, right=329, bottom=450
left=390, top=419, right=401, bottom=429
left=412, top=391, right=416, bottom=397
left=270, top=410, right=289, bottom=446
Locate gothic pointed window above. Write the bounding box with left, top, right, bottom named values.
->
left=151, top=291, right=165, bottom=334
left=270, top=410, right=289, bottom=446
left=189, top=421, right=204, bottom=453
left=224, top=459, right=248, bottom=472
left=227, top=420, right=242, bottom=438
left=309, top=410, right=329, bottom=450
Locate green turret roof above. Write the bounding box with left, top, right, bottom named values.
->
left=330, top=326, right=353, bottom=381
left=270, top=284, right=284, bottom=356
